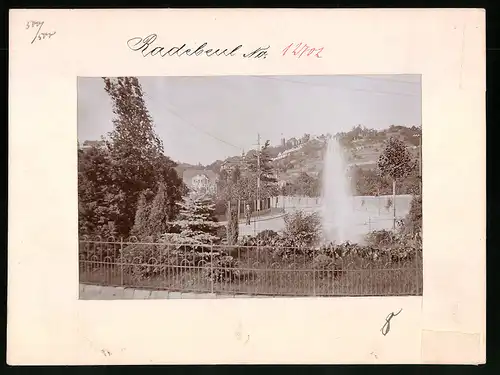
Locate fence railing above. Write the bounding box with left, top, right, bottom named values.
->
left=79, top=236, right=422, bottom=297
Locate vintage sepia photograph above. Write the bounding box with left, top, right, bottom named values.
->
left=78, top=75, right=423, bottom=299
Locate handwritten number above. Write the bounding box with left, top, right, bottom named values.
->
left=380, top=308, right=402, bottom=336
left=299, top=44, right=311, bottom=58
left=26, top=21, right=55, bottom=44
left=283, top=43, right=324, bottom=58
left=30, top=21, right=44, bottom=44
left=292, top=43, right=301, bottom=56
left=282, top=43, right=293, bottom=56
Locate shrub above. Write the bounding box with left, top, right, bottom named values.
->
left=401, top=195, right=422, bottom=236
left=317, top=241, right=383, bottom=263
left=255, top=230, right=279, bottom=242
left=283, top=211, right=321, bottom=246
left=121, top=239, right=172, bottom=281
left=203, top=255, right=241, bottom=283
left=365, top=230, right=398, bottom=247
left=236, top=231, right=317, bottom=262
left=121, top=235, right=240, bottom=283
left=216, top=225, right=228, bottom=241
left=312, top=254, right=343, bottom=280
left=121, top=234, right=214, bottom=281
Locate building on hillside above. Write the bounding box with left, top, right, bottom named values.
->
left=220, top=160, right=234, bottom=172
left=220, top=153, right=246, bottom=173
left=274, top=146, right=302, bottom=161
left=182, top=169, right=218, bottom=195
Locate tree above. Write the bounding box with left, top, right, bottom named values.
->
left=145, top=183, right=172, bottom=237
left=78, top=145, right=118, bottom=237
left=226, top=201, right=239, bottom=245
left=297, top=172, right=315, bottom=197
left=377, top=137, right=415, bottom=229
left=217, top=140, right=277, bottom=211
left=217, top=169, right=229, bottom=192
left=131, top=191, right=152, bottom=237
left=246, top=140, right=277, bottom=184
left=94, top=77, right=185, bottom=237
left=401, top=194, right=422, bottom=237
left=352, top=166, right=392, bottom=196
left=169, top=192, right=222, bottom=245
left=231, top=165, right=241, bottom=184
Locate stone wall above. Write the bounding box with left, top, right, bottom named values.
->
left=276, top=194, right=414, bottom=214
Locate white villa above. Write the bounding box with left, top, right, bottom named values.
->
left=182, top=169, right=218, bottom=195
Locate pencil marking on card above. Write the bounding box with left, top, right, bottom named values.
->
left=380, top=308, right=402, bottom=336
left=25, top=20, right=56, bottom=44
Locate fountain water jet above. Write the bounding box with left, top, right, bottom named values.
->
left=321, top=136, right=359, bottom=244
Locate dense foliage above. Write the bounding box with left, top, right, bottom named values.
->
left=377, top=137, right=415, bottom=183
left=283, top=211, right=322, bottom=246
left=281, top=172, right=321, bottom=197
left=78, top=77, right=185, bottom=238
left=352, top=166, right=420, bottom=196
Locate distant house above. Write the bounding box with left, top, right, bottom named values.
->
left=220, top=153, right=245, bottom=172
left=80, top=140, right=106, bottom=150
left=182, top=169, right=218, bottom=195
left=220, top=160, right=233, bottom=172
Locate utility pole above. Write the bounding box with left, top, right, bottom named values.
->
left=251, top=133, right=262, bottom=236
left=238, top=148, right=245, bottom=221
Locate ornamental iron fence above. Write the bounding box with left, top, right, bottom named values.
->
left=79, top=236, right=422, bottom=297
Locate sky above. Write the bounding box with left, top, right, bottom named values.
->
left=77, top=75, right=421, bottom=165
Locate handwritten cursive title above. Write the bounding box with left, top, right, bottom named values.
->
left=126, top=34, right=269, bottom=59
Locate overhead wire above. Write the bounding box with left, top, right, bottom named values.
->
left=162, top=100, right=245, bottom=152
left=250, top=75, right=420, bottom=97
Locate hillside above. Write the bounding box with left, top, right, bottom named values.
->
left=273, top=125, right=421, bottom=182
left=179, top=125, right=421, bottom=186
